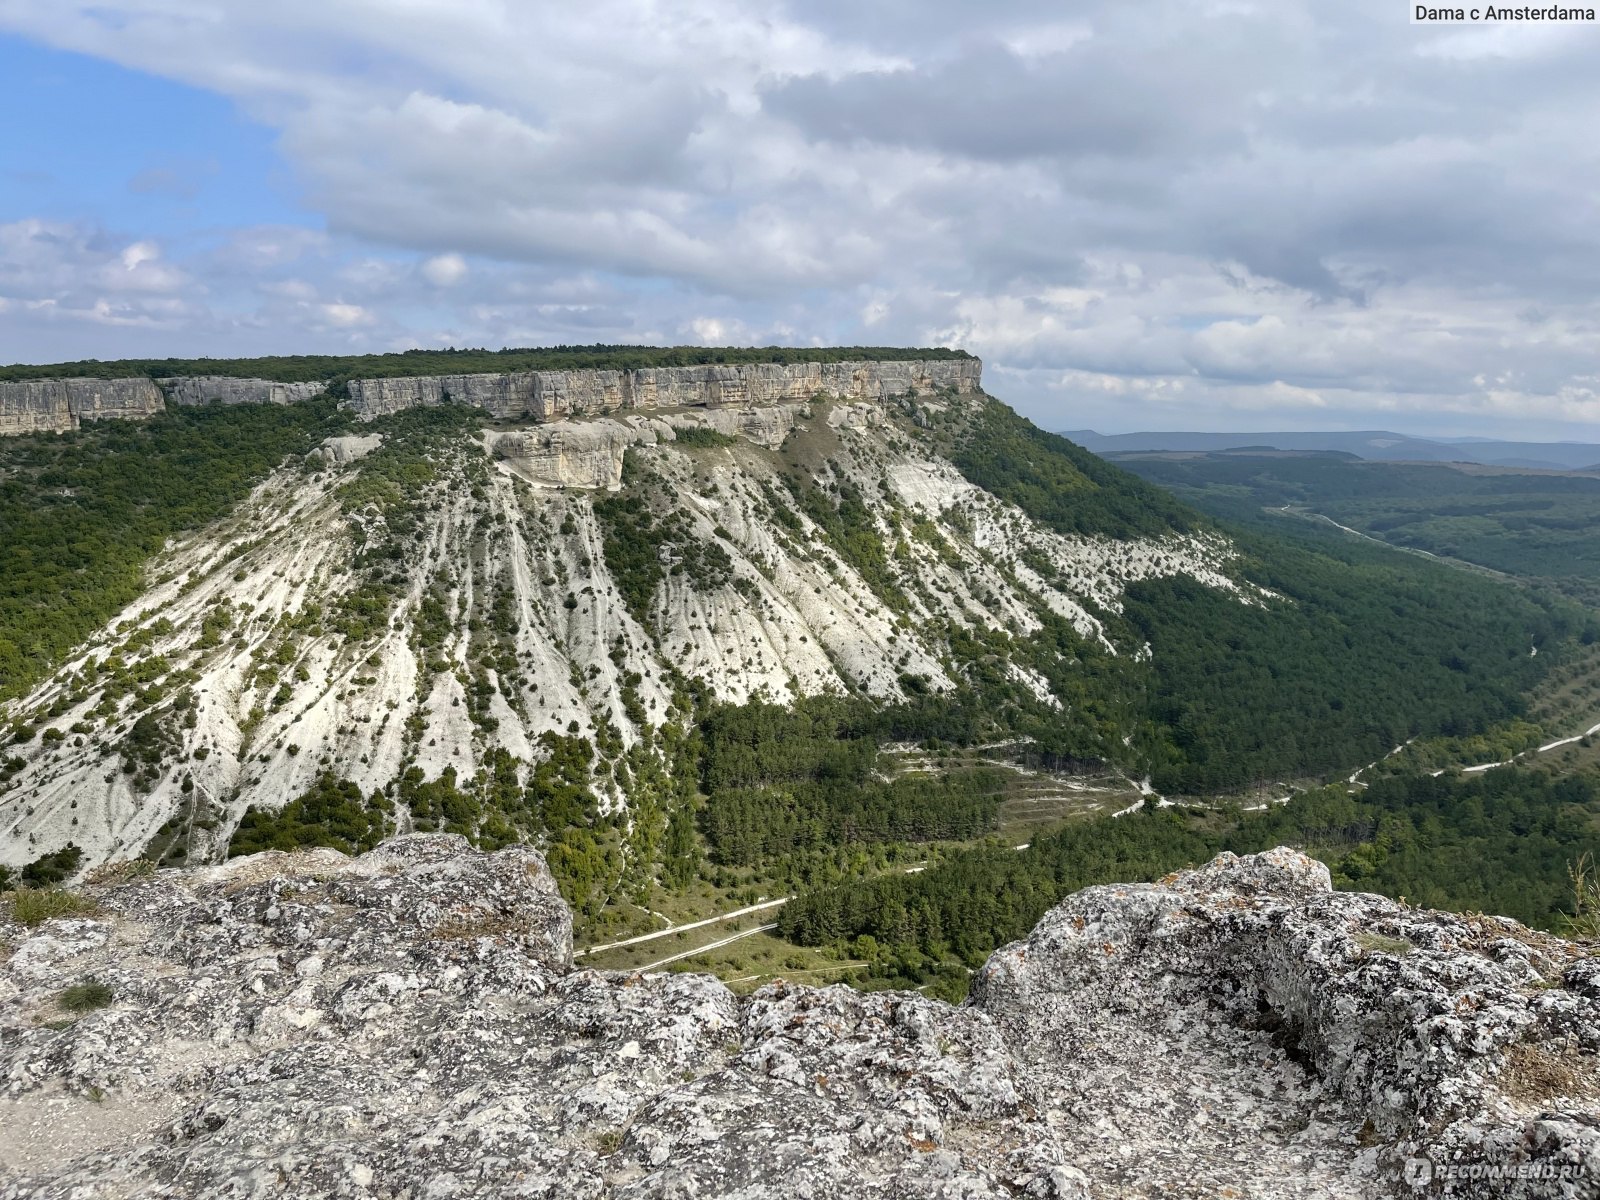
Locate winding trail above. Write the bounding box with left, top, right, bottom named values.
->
left=575, top=898, right=792, bottom=959
left=1347, top=740, right=1414, bottom=787
left=634, top=924, right=779, bottom=971
left=1431, top=718, right=1600, bottom=777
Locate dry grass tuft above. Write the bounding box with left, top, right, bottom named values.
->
left=4, top=888, right=100, bottom=928
left=1353, top=930, right=1413, bottom=957
left=1499, top=1040, right=1600, bottom=1104
left=84, top=859, right=156, bottom=887
left=429, top=908, right=536, bottom=942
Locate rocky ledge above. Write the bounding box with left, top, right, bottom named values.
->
left=344, top=358, right=982, bottom=422
left=1, top=841, right=1595, bottom=1199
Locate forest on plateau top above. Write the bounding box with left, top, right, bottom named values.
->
left=0, top=344, right=974, bottom=386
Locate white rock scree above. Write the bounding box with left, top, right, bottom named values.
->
left=0, top=379, right=1248, bottom=875
left=1, top=842, right=1595, bottom=1198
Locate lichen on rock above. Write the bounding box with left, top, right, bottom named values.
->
left=2, top=842, right=1594, bottom=1198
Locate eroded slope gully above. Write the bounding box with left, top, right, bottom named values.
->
left=1, top=395, right=1246, bottom=872
left=2, top=842, right=1594, bottom=1199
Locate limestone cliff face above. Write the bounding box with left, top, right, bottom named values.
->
left=160, top=377, right=325, bottom=407
left=486, top=406, right=806, bottom=489
left=345, top=357, right=982, bottom=421
left=0, top=375, right=323, bottom=436
left=488, top=421, right=660, bottom=490
left=1, top=843, right=1594, bottom=1198
left=0, top=361, right=979, bottom=436
left=309, top=434, right=383, bottom=465
left=0, top=379, right=165, bottom=435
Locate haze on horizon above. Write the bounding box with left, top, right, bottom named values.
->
left=1, top=2, right=1598, bottom=441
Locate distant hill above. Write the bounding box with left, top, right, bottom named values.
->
left=1064, top=429, right=1600, bottom=472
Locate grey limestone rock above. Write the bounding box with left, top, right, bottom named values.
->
left=485, top=405, right=804, bottom=488
left=312, top=434, right=384, bottom=465
left=344, top=359, right=982, bottom=422
left=0, top=379, right=166, bottom=435
left=488, top=422, right=658, bottom=489
left=1, top=842, right=1594, bottom=1199
left=0, top=375, right=323, bottom=438
left=161, top=377, right=327, bottom=407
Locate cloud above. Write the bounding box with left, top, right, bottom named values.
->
left=0, top=0, right=1598, bottom=436
left=319, top=301, right=372, bottom=327
left=420, top=253, right=467, bottom=288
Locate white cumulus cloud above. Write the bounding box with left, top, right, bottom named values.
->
left=421, top=253, right=468, bottom=288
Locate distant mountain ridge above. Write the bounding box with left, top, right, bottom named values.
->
left=1064, top=429, right=1600, bottom=472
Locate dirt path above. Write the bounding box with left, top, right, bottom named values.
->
left=575, top=897, right=791, bottom=959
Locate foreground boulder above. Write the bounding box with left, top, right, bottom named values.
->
left=1, top=839, right=1595, bottom=1199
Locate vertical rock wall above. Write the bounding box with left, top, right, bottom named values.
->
left=343, top=358, right=983, bottom=421
left=160, top=378, right=327, bottom=407
left=0, top=359, right=981, bottom=436
left=0, top=379, right=166, bottom=435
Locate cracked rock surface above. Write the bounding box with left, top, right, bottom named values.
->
left=2, top=839, right=1596, bottom=1198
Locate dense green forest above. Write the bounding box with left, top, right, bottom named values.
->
left=1122, top=522, right=1568, bottom=792
left=228, top=735, right=635, bottom=918
left=1112, top=451, right=1600, bottom=585
left=936, top=408, right=1573, bottom=792
left=778, top=766, right=1600, bottom=997
left=0, top=400, right=345, bottom=701
left=697, top=699, right=1007, bottom=865
left=0, top=345, right=972, bottom=386
left=229, top=775, right=394, bottom=857
left=951, top=399, right=1199, bottom=539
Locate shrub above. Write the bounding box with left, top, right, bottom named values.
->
left=672, top=425, right=737, bottom=448
left=21, top=843, right=83, bottom=887
left=58, top=979, right=114, bottom=1013
left=6, top=888, right=99, bottom=927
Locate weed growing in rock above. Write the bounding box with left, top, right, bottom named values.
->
left=1566, top=852, right=1600, bottom=939
left=58, top=979, right=114, bottom=1013
left=5, top=888, right=99, bottom=927
left=1354, top=932, right=1414, bottom=957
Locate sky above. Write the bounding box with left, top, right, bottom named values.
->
left=1, top=3, right=1599, bottom=438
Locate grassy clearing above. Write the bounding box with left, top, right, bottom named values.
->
left=589, top=928, right=864, bottom=994
left=573, top=750, right=1142, bottom=991
left=881, top=748, right=1142, bottom=842
left=1528, top=638, right=1600, bottom=733
left=574, top=873, right=772, bottom=948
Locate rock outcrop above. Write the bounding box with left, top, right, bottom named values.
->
left=0, top=380, right=166, bottom=435
left=344, top=358, right=982, bottom=421
left=161, top=377, right=326, bottom=407
left=485, top=407, right=805, bottom=488
left=489, top=421, right=661, bottom=490
left=310, top=434, right=384, bottom=465
left=2, top=843, right=1594, bottom=1198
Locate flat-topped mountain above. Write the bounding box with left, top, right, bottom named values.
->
left=0, top=347, right=979, bottom=435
